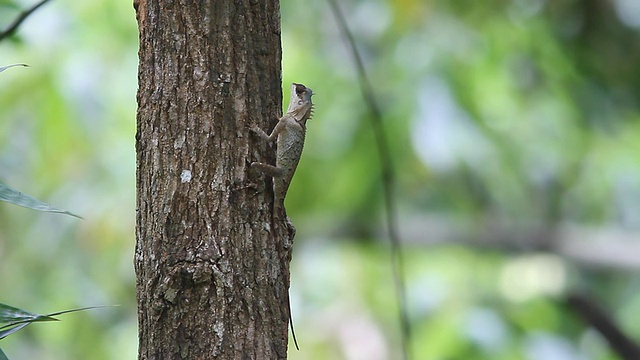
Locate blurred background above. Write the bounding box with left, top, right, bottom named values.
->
left=1, top=0, right=640, bottom=359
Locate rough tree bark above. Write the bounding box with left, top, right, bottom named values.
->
left=134, top=0, right=292, bottom=358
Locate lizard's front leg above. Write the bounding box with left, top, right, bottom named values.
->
left=250, top=117, right=287, bottom=177
left=250, top=162, right=285, bottom=177
left=250, top=115, right=285, bottom=141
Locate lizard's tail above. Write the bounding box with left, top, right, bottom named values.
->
left=290, top=310, right=299, bottom=350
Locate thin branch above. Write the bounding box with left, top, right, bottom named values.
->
left=326, top=1, right=411, bottom=359
left=0, top=0, right=53, bottom=42
left=566, top=292, right=640, bottom=360
left=393, top=215, right=640, bottom=270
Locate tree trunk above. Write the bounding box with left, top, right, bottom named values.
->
left=134, top=0, right=291, bottom=358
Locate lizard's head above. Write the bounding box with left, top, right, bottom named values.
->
left=286, top=83, right=314, bottom=121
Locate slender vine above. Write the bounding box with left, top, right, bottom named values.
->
left=0, top=0, right=53, bottom=42
left=326, top=1, right=411, bottom=359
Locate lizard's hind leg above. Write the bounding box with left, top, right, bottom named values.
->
left=251, top=162, right=285, bottom=178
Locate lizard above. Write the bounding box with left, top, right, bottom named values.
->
left=250, top=82, right=315, bottom=351
left=250, top=82, right=315, bottom=229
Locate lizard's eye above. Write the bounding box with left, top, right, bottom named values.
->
left=295, top=84, right=306, bottom=96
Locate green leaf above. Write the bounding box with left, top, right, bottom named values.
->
left=0, top=182, right=82, bottom=218
left=0, top=303, right=106, bottom=340
left=0, top=303, right=59, bottom=325
left=41, top=306, right=107, bottom=318
left=0, top=347, right=9, bottom=360
left=0, top=64, right=28, bottom=74
left=0, top=323, right=30, bottom=340
left=0, top=302, right=56, bottom=340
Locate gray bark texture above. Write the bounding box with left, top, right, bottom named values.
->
left=134, top=0, right=292, bottom=358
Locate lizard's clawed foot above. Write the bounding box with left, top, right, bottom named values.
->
left=248, top=124, right=260, bottom=133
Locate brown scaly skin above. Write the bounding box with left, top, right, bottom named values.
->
left=250, top=82, right=314, bottom=350
left=250, top=82, right=315, bottom=228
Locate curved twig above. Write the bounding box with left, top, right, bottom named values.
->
left=566, top=292, right=640, bottom=360
left=0, top=0, right=53, bottom=42
left=325, top=1, right=411, bottom=359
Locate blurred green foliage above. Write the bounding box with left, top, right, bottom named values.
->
left=1, top=0, right=639, bottom=359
